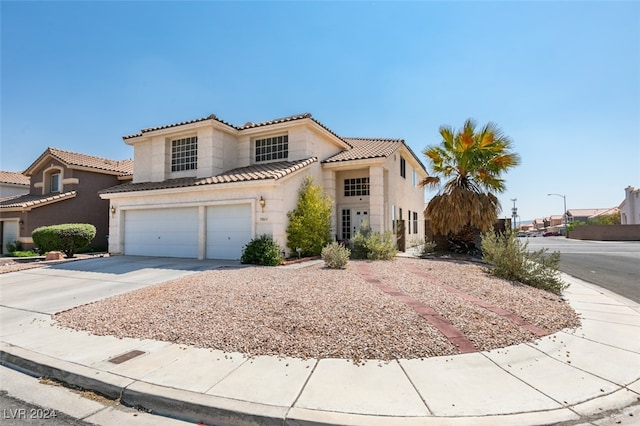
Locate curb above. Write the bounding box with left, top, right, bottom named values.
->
left=5, top=341, right=635, bottom=426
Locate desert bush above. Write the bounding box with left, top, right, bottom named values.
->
left=321, top=242, right=351, bottom=269
left=351, top=221, right=397, bottom=260
left=286, top=176, right=333, bottom=257
left=31, top=223, right=96, bottom=258
left=420, top=240, right=437, bottom=256
left=240, top=234, right=283, bottom=266
left=481, top=229, right=567, bottom=294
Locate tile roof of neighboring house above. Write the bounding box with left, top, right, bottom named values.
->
left=25, top=148, right=134, bottom=176
left=123, top=113, right=348, bottom=145
left=0, top=191, right=77, bottom=209
left=567, top=208, right=616, bottom=217
left=589, top=207, right=620, bottom=218
left=0, top=171, right=30, bottom=186
left=100, top=157, right=318, bottom=194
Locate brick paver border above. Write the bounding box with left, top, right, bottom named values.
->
left=404, top=263, right=549, bottom=337
left=357, top=263, right=478, bottom=354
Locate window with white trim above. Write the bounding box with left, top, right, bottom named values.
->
left=255, top=135, right=288, bottom=162
left=344, top=177, right=370, bottom=197
left=413, top=211, right=418, bottom=234
left=400, top=156, right=406, bottom=178
left=50, top=173, right=61, bottom=193
left=171, top=136, right=198, bottom=172
left=341, top=209, right=351, bottom=240
left=412, top=170, right=418, bottom=186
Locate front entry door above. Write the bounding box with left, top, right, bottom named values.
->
left=353, top=210, right=369, bottom=235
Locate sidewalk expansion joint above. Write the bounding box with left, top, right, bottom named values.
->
left=356, top=263, right=477, bottom=354
left=0, top=304, right=51, bottom=316
left=396, top=359, right=434, bottom=415
left=285, top=358, right=319, bottom=419
left=405, top=263, right=549, bottom=337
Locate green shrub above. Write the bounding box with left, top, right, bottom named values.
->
left=10, top=250, right=39, bottom=257
left=31, top=223, right=96, bottom=258
left=240, top=235, right=283, bottom=266
left=5, top=240, right=22, bottom=254
left=481, top=229, right=568, bottom=294
left=351, top=221, right=397, bottom=260
left=286, top=176, right=333, bottom=257
left=321, top=242, right=351, bottom=269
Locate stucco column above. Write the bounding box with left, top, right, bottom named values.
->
left=322, top=169, right=337, bottom=239
left=369, top=166, right=385, bottom=233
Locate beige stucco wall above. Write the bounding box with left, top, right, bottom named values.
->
left=382, top=150, right=427, bottom=246
left=0, top=184, right=29, bottom=198
left=104, top=163, right=326, bottom=258
left=621, top=186, right=640, bottom=225
left=128, top=120, right=344, bottom=183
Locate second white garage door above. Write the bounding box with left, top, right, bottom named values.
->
left=206, top=204, right=252, bottom=260
left=124, top=208, right=199, bottom=258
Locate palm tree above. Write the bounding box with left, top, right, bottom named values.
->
left=422, top=118, right=521, bottom=240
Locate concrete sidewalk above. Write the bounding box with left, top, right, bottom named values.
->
left=1, top=265, right=640, bottom=425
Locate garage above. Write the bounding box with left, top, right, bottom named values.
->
left=124, top=208, right=199, bottom=258
left=206, top=204, right=252, bottom=260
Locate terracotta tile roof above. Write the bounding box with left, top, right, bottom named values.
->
left=25, top=148, right=133, bottom=176
left=123, top=113, right=349, bottom=146
left=0, top=171, right=30, bottom=186
left=123, top=114, right=236, bottom=139
left=0, top=191, right=77, bottom=209
left=567, top=208, right=616, bottom=217
left=323, top=138, right=403, bottom=163
left=237, top=113, right=348, bottom=144
left=100, top=157, right=318, bottom=194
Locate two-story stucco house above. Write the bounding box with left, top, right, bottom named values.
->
left=100, top=113, right=428, bottom=260
left=0, top=148, right=133, bottom=254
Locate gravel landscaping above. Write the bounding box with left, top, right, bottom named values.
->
left=52, top=257, right=581, bottom=361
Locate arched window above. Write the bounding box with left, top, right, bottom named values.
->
left=43, top=168, right=63, bottom=194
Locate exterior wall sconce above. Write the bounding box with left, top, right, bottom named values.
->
left=259, top=196, right=266, bottom=212
left=110, top=206, right=116, bottom=217
left=19, top=220, right=24, bottom=225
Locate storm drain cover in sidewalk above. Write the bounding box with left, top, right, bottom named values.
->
left=108, top=350, right=145, bottom=364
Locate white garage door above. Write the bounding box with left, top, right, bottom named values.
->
left=206, top=204, right=252, bottom=260
left=124, top=208, right=199, bottom=258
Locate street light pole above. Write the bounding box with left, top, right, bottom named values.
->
left=510, top=198, right=517, bottom=230
left=547, top=193, right=567, bottom=237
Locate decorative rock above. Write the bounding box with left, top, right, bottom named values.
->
left=45, top=251, right=64, bottom=261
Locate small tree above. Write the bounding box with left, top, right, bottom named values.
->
left=286, top=175, right=333, bottom=257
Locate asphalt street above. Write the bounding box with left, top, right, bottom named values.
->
left=525, top=237, right=640, bottom=303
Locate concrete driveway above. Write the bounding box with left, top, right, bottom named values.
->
left=0, top=256, right=241, bottom=330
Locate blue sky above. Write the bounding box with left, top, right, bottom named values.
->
left=2, top=1, right=639, bottom=222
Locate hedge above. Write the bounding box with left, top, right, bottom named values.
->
left=32, top=223, right=96, bottom=258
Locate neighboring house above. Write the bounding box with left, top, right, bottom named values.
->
left=100, top=112, right=428, bottom=260
left=0, top=148, right=133, bottom=254
left=567, top=208, right=616, bottom=223
left=531, top=218, right=546, bottom=231
left=0, top=171, right=30, bottom=198
left=620, top=186, right=640, bottom=225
